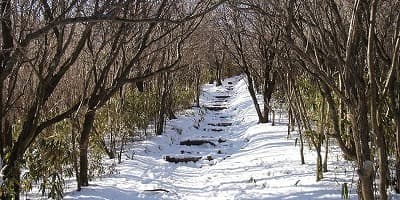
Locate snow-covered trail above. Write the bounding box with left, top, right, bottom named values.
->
left=65, top=76, right=355, bottom=200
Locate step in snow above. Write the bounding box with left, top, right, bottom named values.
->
left=214, top=95, right=230, bottom=99
left=207, top=122, right=232, bottom=127
left=205, top=106, right=227, bottom=111
left=64, top=75, right=357, bottom=200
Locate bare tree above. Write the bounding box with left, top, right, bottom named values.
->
left=0, top=0, right=228, bottom=198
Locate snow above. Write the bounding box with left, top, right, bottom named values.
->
left=63, top=75, right=358, bottom=200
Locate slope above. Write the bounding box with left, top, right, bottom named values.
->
left=64, top=75, right=355, bottom=200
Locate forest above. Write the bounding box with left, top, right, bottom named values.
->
left=0, top=0, right=399, bottom=199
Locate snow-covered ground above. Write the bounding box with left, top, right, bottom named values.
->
left=64, top=76, right=357, bottom=200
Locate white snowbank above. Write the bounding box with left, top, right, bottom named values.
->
left=63, top=76, right=358, bottom=200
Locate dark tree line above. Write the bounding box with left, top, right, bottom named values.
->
left=218, top=0, right=399, bottom=199
left=0, top=0, right=227, bottom=199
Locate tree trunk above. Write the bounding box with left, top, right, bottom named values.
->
left=316, top=147, right=323, bottom=181
left=215, top=51, right=224, bottom=87
left=1, top=140, right=22, bottom=199
left=244, top=72, right=267, bottom=123
left=350, top=101, right=374, bottom=200
left=0, top=119, right=12, bottom=162
left=1, top=166, right=20, bottom=200
left=288, top=107, right=292, bottom=137
left=118, top=131, right=127, bottom=164
left=316, top=96, right=326, bottom=181
left=262, top=69, right=275, bottom=123
left=79, top=109, right=96, bottom=187
left=298, top=124, right=305, bottom=165
left=393, top=82, right=400, bottom=193
left=195, top=68, right=201, bottom=107
left=392, top=21, right=400, bottom=194
left=71, top=119, right=81, bottom=191
left=338, top=74, right=351, bottom=159
left=166, top=89, right=177, bottom=120
left=0, top=0, right=18, bottom=198
left=294, top=112, right=305, bottom=165
left=344, top=0, right=374, bottom=196
left=100, top=137, right=115, bottom=159
left=263, top=96, right=270, bottom=123
left=156, top=112, right=165, bottom=136
left=323, top=135, right=329, bottom=172
left=376, top=143, right=389, bottom=200
left=396, top=118, right=400, bottom=193
left=108, top=108, right=116, bottom=159
left=93, top=125, right=115, bottom=159
left=291, top=84, right=307, bottom=165
left=367, top=1, right=388, bottom=198
left=209, top=65, right=214, bottom=84
left=229, top=18, right=266, bottom=123
left=216, top=64, right=222, bottom=86
left=359, top=98, right=374, bottom=200
left=321, top=82, right=356, bottom=160
left=271, top=110, right=275, bottom=126
left=156, top=74, right=168, bottom=135
left=387, top=32, right=399, bottom=193
left=2, top=100, right=41, bottom=199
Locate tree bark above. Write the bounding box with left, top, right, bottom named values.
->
left=79, top=109, right=96, bottom=187
left=0, top=0, right=15, bottom=197
left=209, top=65, right=214, bottom=84
left=323, top=134, right=329, bottom=172
left=344, top=0, right=374, bottom=198
left=156, top=74, right=168, bottom=135
left=71, top=118, right=81, bottom=191
left=316, top=96, right=326, bottom=181
left=166, top=79, right=177, bottom=120
left=263, top=94, right=270, bottom=123
left=227, top=15, right=267, bottom=123
left=295, top=114, right=305, bottom=165
left=245, top=71, right=267, bottom=123
left=316, top=147, right=323, bottom=181
left=321, top=83, right=356, bottom=160
left=396, top=117, right=400, bottom=193
left=367, top=1, right=388, bottom=198
left=350, top=99, right=374, bottom=200
left=288, top=107, right=292, bottom=137
left=118, top=131, right=127, bottom=164
left=195, top=67, right=201, bottom=107
left=0, top=0, right=13, bottom=161
left=216, top=63, right=223, bottom=86
left=388, top=13, right=400, bottom=194
left=261, top=47, right=276, bottom=123
left=290, top=86, right=305, bottom=165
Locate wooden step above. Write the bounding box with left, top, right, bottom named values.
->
left=164, top=155, right=213, bottom=163
left=219, top=116, right=233, bottom=119
left=215, top=95, right=230, bottom=99
left=207, top=122, right=232, bottom=127
left=180, top=139, right=216, bottom=146
left=165, top=156, right=202, bottom=163
left=203, top=128, right=224, bottom=132
left=205, top=106, right=227, bottom=111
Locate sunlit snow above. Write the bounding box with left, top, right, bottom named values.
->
left=63, top=75, right=357, bottom=200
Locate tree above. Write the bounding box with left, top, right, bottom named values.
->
left=221, top=3, right=268, bottom=123
left=240, top=0, right=399, bottom=198
left=0, top=0, right=228, bottom=198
